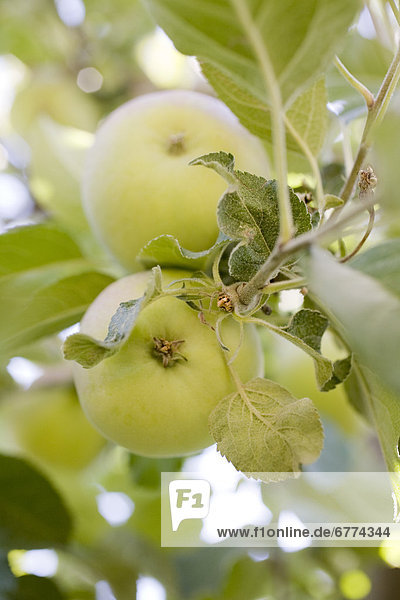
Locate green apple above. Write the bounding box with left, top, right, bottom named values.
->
left=3, top=385, right=106, bottom=470
left=73, top=269, right=263, bottom=457
left=82, top=90, right=269, bottom=270
left=11, top=69, right=99, bottom=134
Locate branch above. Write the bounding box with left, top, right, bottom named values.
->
left=334, top=56, right=374, bottom=108
left=237, top=193, right=378, bottom=307
left=339, top=43, right=400, bottom=205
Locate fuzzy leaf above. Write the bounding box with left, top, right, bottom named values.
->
left=304, top=246, right=400, bottom=396
left=201, top=64, right=327, bottom=156
left=267, top=308, right=352, bottom=391
left=63, top=266, right=162, bottom=368
left=137, top=233, right=229, bottom=270
left=190, top=152, right=311, bottom=280
left=145, top=0, right=360, bottom=106
left=345, top=361, right=400, bottom=515
left=209, top=377, right=323, bottom=481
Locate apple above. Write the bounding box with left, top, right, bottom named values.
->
left=73, top=269, right=263, bottom=457
left=2, top=385, right=106, bottom=470
left=82, top=90, right=269, bottom=270
left=11, top=69, right=99, bottom=134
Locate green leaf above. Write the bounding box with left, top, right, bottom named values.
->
left=145, top=0, right=360, bottom=105
left=0, top=271, right=114, bottom=357
left=0, top=224, right=114, bottom=356
left=258, top=308, right=351, bottom=391
left=5, top=575, right=65, bottom=600
left=0, top=454, right=72, bottom=550
left=345, top=361, right=400, bottom=515
left=304, top=246, right=400, bottom=396
left=209, top=377, right=324, bottom=481
left=129, top=455, right=184, bottom=489
left=137, top=233, right=229, bottom=271
left=63, top=266, right=162, bottom=368
left=190, top=152, right=311, bottom=280
left=201, top=63, right=327, bottom=156
left=351, top=239, right=400, bottom=298
left=324, top=194, right=344, bottom=209
left=0, top=223, right=82, bottom=278
left=0, top=551, right=15, bottom=596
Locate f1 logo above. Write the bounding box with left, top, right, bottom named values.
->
left=169, top=479, right=211, bottom=531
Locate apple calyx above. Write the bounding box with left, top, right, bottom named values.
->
left=167, top=133, right=186, bottom=155
left=152, top=337, right=187, bottom=367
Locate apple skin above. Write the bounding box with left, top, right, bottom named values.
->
left=82, top=90, right=269, bottom=271
left=4, top=385, right=106, bottom=470
left=73, top=270, right=263, bottom=457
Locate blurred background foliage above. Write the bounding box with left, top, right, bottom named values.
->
left=0, top=0, right=400, bottom=599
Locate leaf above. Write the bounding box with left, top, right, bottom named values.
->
left=0, top=271, right=114, bottom=357
left=0, top=454, right=72, bottom=550
left=5, top=575, right=66, bottom=600
left=209, top=377, right=324, bottom=481
left=201, top=63, right=327, bottom=156
left=345, top=361, right=400, bottom=515
left=137, top=233, right=229, bottom=271
left=190, top=152, right=311, bottom=280
left=0, top=223, right=114, bottom=356
left=351, top=239, right=400, bottom=298
left=63, top=266, right=163, bottom=368
left=0, top=551, right=15, bottom=596
left=264, top=308, right=351, bottom=391
left=304, top=246, right=400, bottom=396
left=145, top=0, right=361, bottom=105
left=0, top=223, right=82, bottom=278
left=324, top=194, right=344, bottom=209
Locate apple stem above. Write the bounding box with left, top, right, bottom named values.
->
left=167, top=133, right=186, bottom=155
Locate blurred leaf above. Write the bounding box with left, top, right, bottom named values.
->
left=0, top=454, right=72, bottom=550
left=145, top=0, right=360, bottom=105
left=345, top=361, right=400, bottom=512
left=351, top=238, right=400, bottom=297
left=0, top=223, right=82, bottom=277
left=282, top=308, right=352, bottom=391
left=201, top=62, right=327, bottom=155
left=5, top=575, right=65, bottom=600
left=0, top=551, right=15, bottom=595
left=63, top=266, right=162, bottom=367
left=209, top=377, right=324, bottom=481
left=324, top=194, right=344, bottom=209
left=86, top=530, right=178, bottom=599
left=304, top=246, right=400, bottom=396
left=174, top=548, right=241, bottom=599
left=137, top=233, right=229, bottom=271
left=221, top=556, right=272, bottom=600
left=0, top=224, right=114, bottom=357
left=321, top=163, right=346, bottom=196
left=129, top=455, right=183, bottom=489
left=190, top=152, right=311, bottom=280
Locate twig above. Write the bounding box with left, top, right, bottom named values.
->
left=389, top=0, right=400, bottom=28
left=237, top=192, right=378, bottom=307
left=339, top=207, right=375, bottom=263
left=334, top=56, right=374, bottom=108
left=339, top=43, right=400, bottom=205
